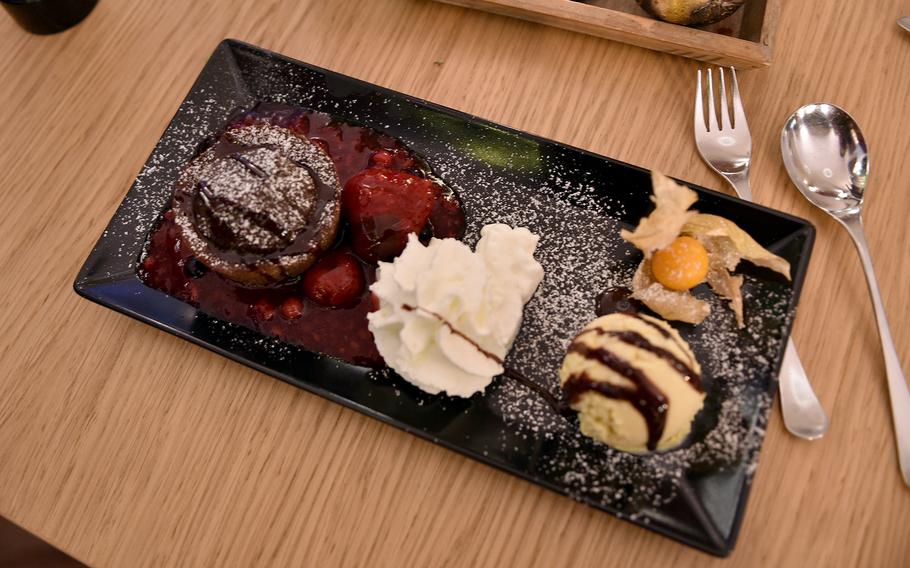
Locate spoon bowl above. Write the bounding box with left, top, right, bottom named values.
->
left=781, top=103, right=868, bottom=215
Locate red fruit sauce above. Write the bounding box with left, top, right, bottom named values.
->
left=139, top=103, right=465, bottom=367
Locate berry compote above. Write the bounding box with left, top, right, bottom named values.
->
left=139, top=102, right=465, bottom=367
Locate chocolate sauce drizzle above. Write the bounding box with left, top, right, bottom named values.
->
left=400, top=304, right=570, bottom=416
left=401, top=304, right=502, bottom=364
left=595, top=286, right=643, bottom=316
left=193, top=174, right=295, bottom=253
left=229, top=152, right=268, bottom=178
left=563, top=302, right=707, bottom=451
left=615, top=331, right=701, bottom=391
left=618, top=312, right=699, bottom=372
left=563, top=343, right=669, bottom=451
left=577, top=326, right=701, bottom=392
left=593, top=285, right=700, bottom=382
left=175, top=123, right=341, bottom=275
left=625, top=312, right=670, bottom=337
left=502, top=368, right=572, bottom=417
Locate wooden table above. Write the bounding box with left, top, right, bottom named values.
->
left=1, top=1, right=908, bottom=566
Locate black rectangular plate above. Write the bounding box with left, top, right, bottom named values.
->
left=74, top=39, right=814, bottom=556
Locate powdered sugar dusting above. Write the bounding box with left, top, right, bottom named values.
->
left=419, top=149, right=786, bottom=511
left=78, top=42, right=804, bottom=538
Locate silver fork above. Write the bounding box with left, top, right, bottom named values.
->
left=694, top=67, right=829, bottom=440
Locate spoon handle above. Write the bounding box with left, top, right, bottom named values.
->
left=841, top=215, right=910, bottom=486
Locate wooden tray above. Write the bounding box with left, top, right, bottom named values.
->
left=433, top=0, right=779, bottom=68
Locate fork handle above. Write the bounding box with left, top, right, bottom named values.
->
left=724, top=172, right=753, bottom=201
left=722, top=170, right=829, bottom=440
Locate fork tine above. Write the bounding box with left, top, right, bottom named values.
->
left=718, top=68, right=731, bottom=131
left=706, top=69, right=718, bottom=132
left=695, top=69, right=705, bottom=131
left=730, top=67, right=749, bottom=132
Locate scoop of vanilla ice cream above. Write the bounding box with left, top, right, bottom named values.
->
left=368, top=224, right=544, bottom=397
left=559, top=313, right=705, bottom=453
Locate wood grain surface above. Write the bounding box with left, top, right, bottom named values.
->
left=0, top=0, right=908, bottom=566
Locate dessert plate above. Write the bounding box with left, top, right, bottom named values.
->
left=74, top=39, right=814, bottom=556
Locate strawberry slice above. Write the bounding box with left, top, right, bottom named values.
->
left=342, top=167, right=439, bottom=262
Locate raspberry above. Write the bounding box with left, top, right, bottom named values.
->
left=368, top=148, right=416, bottom=171
left=302, top=250, right=365, bottom=308
left=251, top=298, right=276, bottom=321
left=370, top=150, right=393, bottom=168
left=280, top=297, right=304, bottom=320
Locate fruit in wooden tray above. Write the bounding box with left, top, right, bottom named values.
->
left=635, top=0, right=747, bottom=26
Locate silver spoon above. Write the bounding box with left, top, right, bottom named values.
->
left=781, top=103, right=910, bottom=486
left=899, top=16, right=910, bottom=33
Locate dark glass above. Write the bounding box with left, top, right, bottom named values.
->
left=2, top=0, right=97, bottom=34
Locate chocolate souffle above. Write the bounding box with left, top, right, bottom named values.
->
left=172, top=122, right=342, bottom=285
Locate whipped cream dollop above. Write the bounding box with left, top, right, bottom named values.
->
left=367, top=224, right=544, bottom=397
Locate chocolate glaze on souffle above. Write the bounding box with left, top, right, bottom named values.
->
left=173, top=123, right=342, bottom=285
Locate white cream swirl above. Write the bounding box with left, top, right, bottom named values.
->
left=367, top=224, right=544, bottom=397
